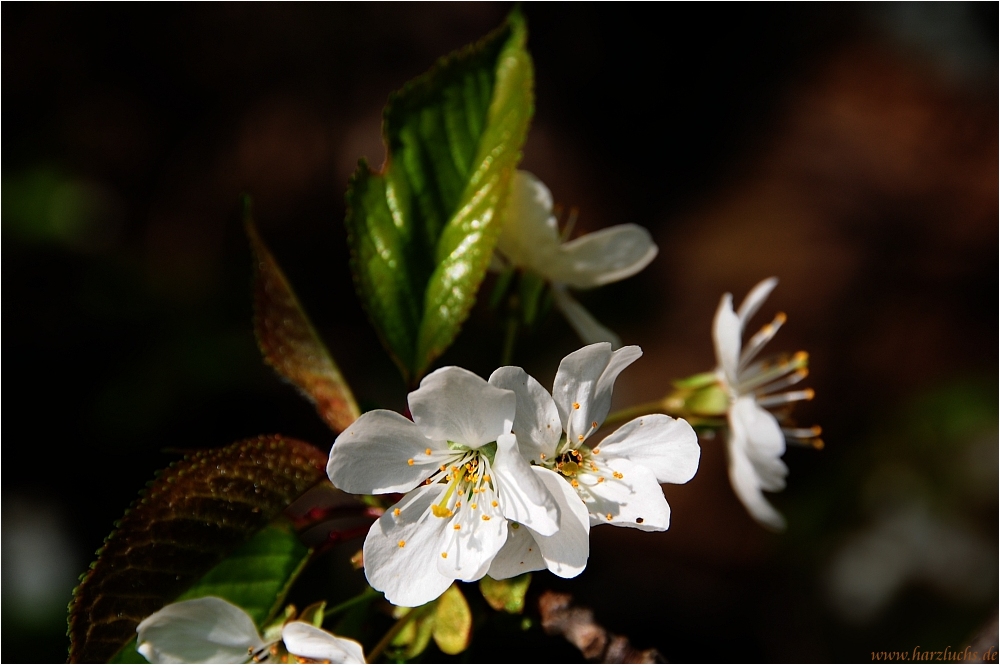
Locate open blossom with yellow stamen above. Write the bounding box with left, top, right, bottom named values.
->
left=491, top=343, right=701, bottom=544
left=327, top=367, right=559, bottom=607
left=713, top=277, right=821, bottom=531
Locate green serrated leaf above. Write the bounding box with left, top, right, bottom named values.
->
left=479, top=573, right=532, bottom=614
left=432, top=584, right=472, bottom=656
left=68, top=436, right=327, bottom=664
left=345, top=10, right=534, bottom=382
left=108, top=522, right=311, bottom=664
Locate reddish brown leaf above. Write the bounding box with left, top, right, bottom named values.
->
left=248, top=219, right=361, bottom=433
left=68, top=435, right=328, bottom=663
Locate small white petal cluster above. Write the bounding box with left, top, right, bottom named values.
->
left=495, top=171, right=658, bottom=348
left=135, top=596, right=365, bottom=664
left=713, top=277, right=816, bottom=531
left=327, top=344, right=701, bottom=606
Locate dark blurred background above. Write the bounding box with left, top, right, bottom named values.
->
left=3, top=3, right=997, bottom=662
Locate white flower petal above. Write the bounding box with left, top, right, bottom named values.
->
left=493, top=433, right=559, bottom=536
left=731, top=396, right=786, bottom=460
left=488, top=366, right=561, bottom=460
left=712, top=293, right=742, bottom=386
left=136, top=597, right=266, bottom=664
left=553, top=343, right=642, bottom=444
left=585, top=458, right=670, bottom=532
left=487, top=521, right=547, bottom=579
left=363, top=485, right=454, bottom=607
left=495, top=171, right=562, bottom=275
left=727, top=429, right=786, bottom=531
left=437, top=488, right=508, bottom=583
left=409, top=367, right=514, bottom=447
left=282, top=622, right=366, bottom=664
left=596, top=414, right=700, bottom=485
left=528, top=467, right=590, bottom=578
left=328, top=411, right=444, bottom=494
left=551, top=285, right=622, bottom=348
left=736, top=277, right=778, bottom=327
left=552, top=224, right=658, bottom=289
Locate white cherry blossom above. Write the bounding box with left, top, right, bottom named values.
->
left=135, top=596, right=365, bottom=664
left=713, top=277, right=819, bottom=531
left=495, top=171, right=658, bottom=348
left=490, top=343, right=701, bottom=535
left=327, top=367, right=559, bottom=607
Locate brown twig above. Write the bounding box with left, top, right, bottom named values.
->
left=538, top=591, right=662, bottom=664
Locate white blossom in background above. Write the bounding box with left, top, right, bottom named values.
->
left=135, top=596, right=365, bottom=664
left=495, top=171, right=658, bottom=348
left=326, top=367, right=561, bottom=607
left=491, top=343, right=701, bottom=537
left=713, top=277, right=820, bottom=531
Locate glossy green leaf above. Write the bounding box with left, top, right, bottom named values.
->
left=108, top=522, right=311, bottom=664
left=479, top=573, right=532, bottom=614
left=248, top=215, right=361, bottom=433
left=345, top=10, right=534, bottom=382
left=432, top=584, right=472, bottom=655
left=68, top=436, right=327, bottom=664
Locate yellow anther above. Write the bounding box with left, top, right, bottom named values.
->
left=793, top=350, right=809, bottom=363
left=804, top=388, right=816, bottom=400
left=590, top=462, right=598, bottom=471
left=407, top=458, right=414, bottom=466
left=613, top=471, right=623, bottom=479
left=774, top=312, right=787, bottom=325
left=470, top=503, right=478, bottom=510
left=605, top=513, right=612, bottom=520
left=491, top=500, right=498, bottom=507
left=592, top=448, right=600, bottom=454
left=425, top=448, right=432, bottom=455
left=398, top=540, right=406, bottom=548
left=813, top=438, right=826, bottom=450
left=431, top=504, right=453, bottom=518
left=591, top=421, right=598, bottom=429
left=570, top=479, right=579, bottom=488
left=441, top=552, right=448, bottom=558
left=483, top=475, right=491, bottom=483
left=811, top=425, right=823, bottom=436
left=540, top=453, right=546, bottom=460
left=577, top=435, right=584, bottom=442
left=455, top=501, right=462, bottom=507
left=598, top=477, right=605, bottom=483
left=440, top=465, right=447, bottom=472
left=453, top=524, right=461, bottom=530
left=450, top=465, right=458, bottom=472
left=393, top=508, right=401, bottom=516
left=481, top=515, right=491, bottom=521
left=573, top=402, right=580, bottom=410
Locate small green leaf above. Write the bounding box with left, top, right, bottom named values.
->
left=68, top=436, right=327, bottom=664
left=248, top=214, right=360, bottom=433
left=391, top=603, right=437, bottom=660
left=346, top=10, right=534, bottom=382
left=432, top=584, right=472, bottom=655
left=479, top=573, right=532, bottom=614
left=108, top=522, right=311, bottom=664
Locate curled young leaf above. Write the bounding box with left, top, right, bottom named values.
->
left=346, top=10, right=534, bottom=383
left=248, top=217, right=361, bottom=433
left=432, top=584, right=473, bottom=656
left=479, top=573, right=532, bottom=614
left=68, top=436, right=327, bottom=664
